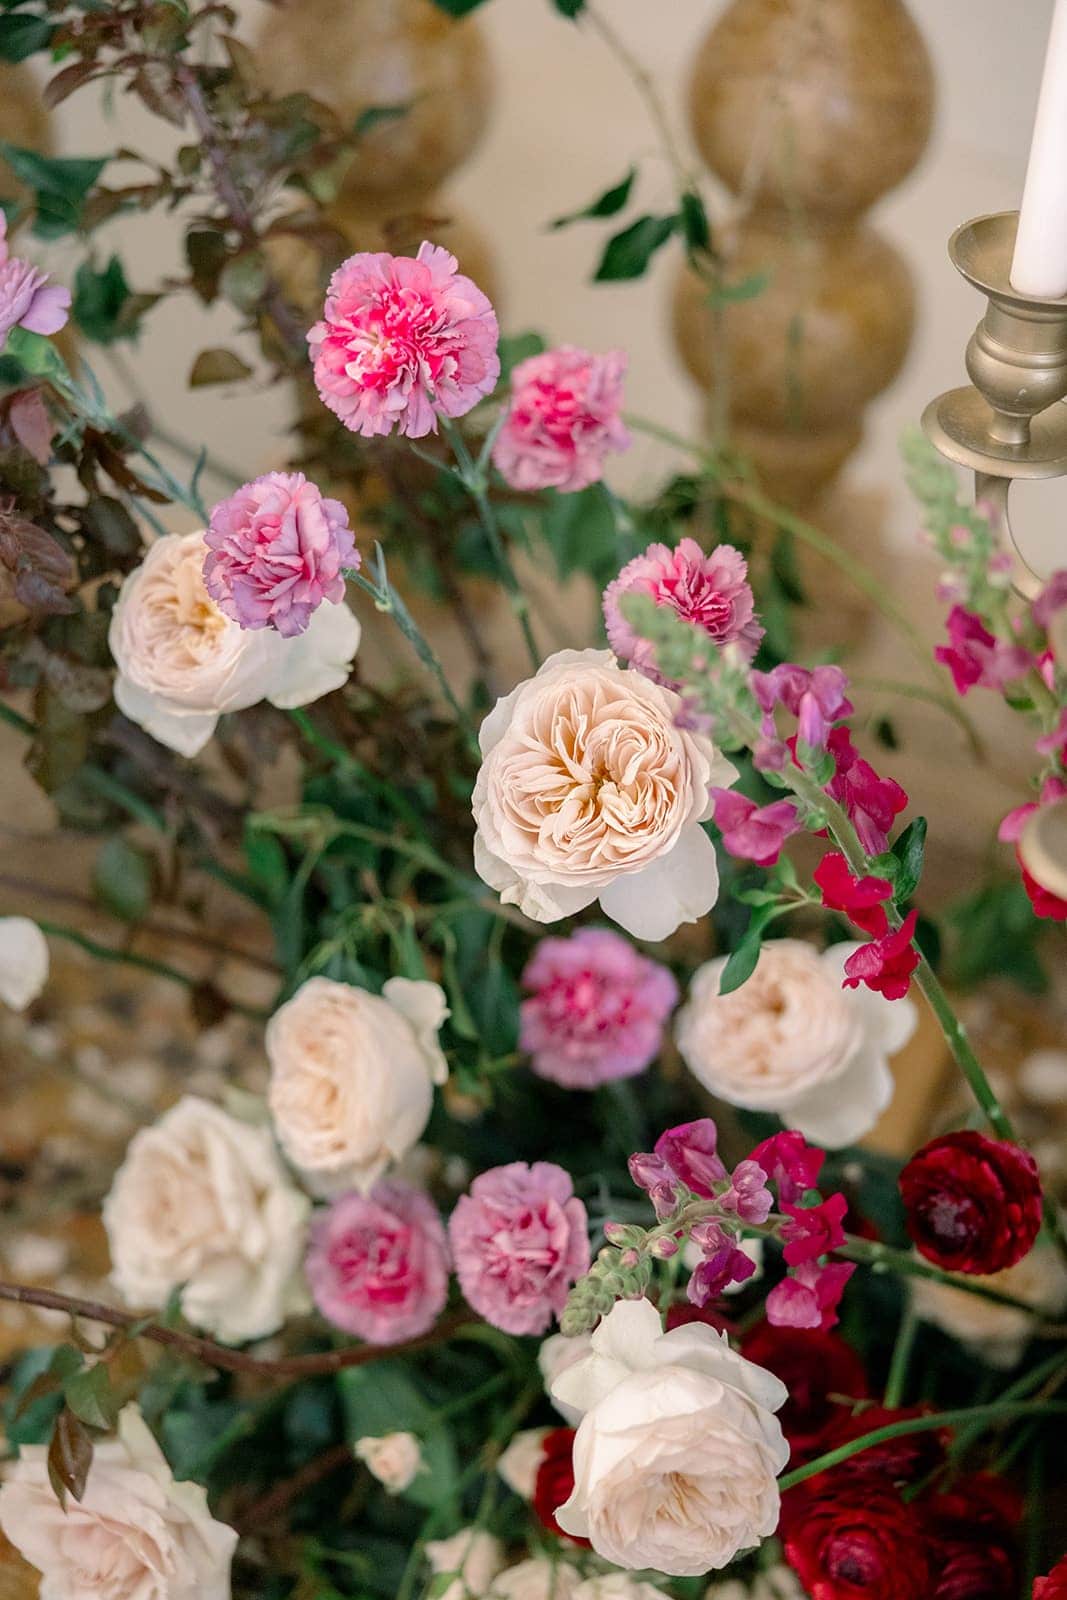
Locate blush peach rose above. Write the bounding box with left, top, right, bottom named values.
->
left=472, top=648, right=737, bottom=942
left=109, top=530, right=360, bottom=757
left=267, top=975, right=449, bottom=1193
left=0, top=1405, right=237, bottom=1600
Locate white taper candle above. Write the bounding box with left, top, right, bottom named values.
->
left=1012, top=0, right=1067, bottom=298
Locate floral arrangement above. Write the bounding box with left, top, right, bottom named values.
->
left=1, top=6, right=1067, bottom=1600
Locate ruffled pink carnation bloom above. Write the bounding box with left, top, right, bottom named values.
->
left=306, top=1181, right=450, bottom=1345
left=307, top=241, right=499, bottom=438
left=603, top=538, right=763, bottom=686
left=449, top=1162, right=590, bottom=1336
left=203, top=471, right=357, bottom=637
left=519, top=927, right=678, bottom=1089
left=0, top=213, right=70, bottom=345
left=492, top=345, right=630, bottom=493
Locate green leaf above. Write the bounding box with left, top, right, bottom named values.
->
left=718, top=905, right=781, bottom=995
left=3, top=323, right=68, bottom=379
left=540, top=481, right=619, bottom=586
left=594, top=212, right=679, bottom=281
left=48, top=1407, right=93, bottom=1505
left=680, top=189, right=711, bottom=253
left=0, top=144, right=107, bottom=238
left=72, top=255, right=135, bottom=344
left=553, top=0, right=585, bottom=13
left=891, top=816, right=927, bottom=902
left=497, top=329, right=545, bottom=383
left=340, top=1363, right=429, bottom=1439
left=707, top=269, right=772, bottom=306
left=243, top=825, right=290, bottom=909
left=0, top=12, right=53, bottom=61
left=353, top=103, right=409, bottom=138
left=551, top=166, right=636, bottom=230
left=427, top=0, right=487, bottom=11
left=188, top=346, right=254, bottom=386
left=65, top=1363, right=120, bottom=1430
left=92, top=835, right=153, bottom=922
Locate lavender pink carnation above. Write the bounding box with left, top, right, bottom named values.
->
left=519, top=927, right=678, bottom=1090
left=203, top=471, right=357, bottom=637
left=0, top=213, right=70, bottom=345
left=603, top=537, right=763, bottom=686
left=448, top=1161, right=590, bottom=1336
left=492, top=344, right=630, bottom=493
left=306, top=1180, right=450, bottom=1345
left=308, top=241, right=499, bottom=438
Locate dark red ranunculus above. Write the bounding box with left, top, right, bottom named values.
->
left=532, top=1428, right=588, bottom=1546
left=1035, top=1555, right=1067, bottom=1600
left=742, top=1321, right=868, bottom=1462
left=899, top=1130, right=1043, bottom=1274
left=923, top=1473, right=1021, bottom=1600
left=784, top=1479, right=931, bottom=1600
left=832, top=1403, right=948, bottom=1487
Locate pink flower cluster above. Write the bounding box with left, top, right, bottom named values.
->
left=449, top=1161, right=589, bottom=1335
left=519, top=928, right=678, bottom=1089
left=306, top=1180, right=450, bottom=1344
left=603, top=537, right=762, bottom=686
left=935, top=606, right=1032, bottom=696
left=0, top=215, right=70, bottom=346
left=308, top=242, right=499, bottom=439
left=750, top=1132, right=855, bottom=1332
left=493, top=345, right=630, bottom=493
left=752, top=664, right=852, bottom=765
left=203, top=471, right=357, bottom=636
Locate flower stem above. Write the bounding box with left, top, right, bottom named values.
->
left=883, top=1303, right=919, bottom=1408
left=34, top=919, right=267, bottom=1019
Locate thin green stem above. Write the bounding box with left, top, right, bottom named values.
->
left=34, top=919, right=267, bottom=1019
left=778, top=1401, right=1067, bottom=1493
left=884, top=1304, right=919, bottom=1409
left=0, top=700, right=34, bottom=736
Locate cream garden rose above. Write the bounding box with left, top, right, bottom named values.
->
left=675, top=938, right=917, bottom=1148
left=0, top=1404, right=237, bottom=1600
left=550, top=1298, right=788, bottom=1576
left=490, top=1559, right=582, bottom=1600
left=425, top=1528, right=505, bottom=1600
left=103, top=1095, right=310, bottom=1344
left=0, top=916, right=48, bottom=1010
left=109, top=530, right=360, bottom=757
left=354, top=1431, right=423, bottom=1493
left=497, top=1427, right=551, bottom=1498
left=472, top=648, right=737, bottom=941
left=267, top=975, right=448, bottom=1192
left=573, top=1579, right=672, bottom=1600
left=538, top=1330, right=593, bottom=1426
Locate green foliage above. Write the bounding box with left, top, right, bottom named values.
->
left=0, top=144, right=107, bottom=238
left=944, top=879, right=1048, bottom=993
left=594, top=212, right=680, bottom=281
left=551, top=167, right=637, bottom=230
left=0, top=10, right=53, bottom=62
left=72, top=256, right=150, bottom=344
left=92, top=835, right=154, bottom=922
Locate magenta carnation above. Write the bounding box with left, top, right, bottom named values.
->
left=0, top=213, right=70, bottom=346
left=519, top=927, right=678, bottom=1089
left=308, top=241, right=499, bottom=439
left=305, top=1181, right=450, bottom=1345
left=492, top=344, right=630, bottom=493
left=448, top=1161, right=590, bottom=1335
left=203, top=471, right=357, bottom=637
left=603, top=537, right=763, bottom=685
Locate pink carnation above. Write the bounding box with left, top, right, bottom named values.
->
left=492, top=344, right=629, bottom=493
left=203, top=471, right=357, bottom=637
left=308, top=241, right=499, bottom=439
left=449, top=1162, right=590, bottom=1336
left=0, top=213, right=70, bottom=345
left=306, top=1181, right=450, bottom=1345
left=603, top=537, right=762, bottom=685
left=519, top=928, right=678, bottom=1090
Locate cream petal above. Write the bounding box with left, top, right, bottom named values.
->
left=114, top=673, right=219, bottom=757
left=598, top=824, right=719, bottom=941
left=266, top=600, right=361, bottom=709
left=782, top=1041, right=895, bottom=1149
left=382, top=977, right=450, bottom=1086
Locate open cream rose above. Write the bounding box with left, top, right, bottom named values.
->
left=425, top=1529, right=505, bottom=1600
left=267, top=975, right=449, bottom=1193
left=490, top=1559, right=583, bottom=1600
left=472, top=648, right=737, bottom=942
left=103, top=1095, right=310, bottom=1344
left=109, top=530, right=360, bottom=757
left=675, top=938, right=917, bottom=1148
left=0, top=1404, right=237, bottom=1600
left=550, top=1298, right=788, bottom=1576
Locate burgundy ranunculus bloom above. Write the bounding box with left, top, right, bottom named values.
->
left=833, top=1404, right=948, bottom=1486
left=741, top=1321, right=868, bottom=1463
left=784, top=1479, right=931, bottom=1600
left=923, top=1474, right=1021, bottom=1600
left=532, top=1428, right=589, bottom=1546
left=1035, top=1556, right=1067, bottom=1600
left=899, top=1131, right=1043, bottom=1274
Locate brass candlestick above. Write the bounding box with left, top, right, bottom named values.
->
left=923, top=207, right=1067, bottom=897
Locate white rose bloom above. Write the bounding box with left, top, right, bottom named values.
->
left=355, top=1431, right=423, bottom=1493
left=425, top=1528, right=505, bottom=1600
left=550, top=1298, right=788, bottom=1576
left=267, top=975, right=448, bottom=1192
left=490, top=1558, right=582, bottom=1600
left=472, top=648, right=737, bottom=941
left=109, top=530, right=360, bottom=757
left=0, top=1404, right=237, bottom=1600
left=675, top=938, right=917, bottom=1148
left=573, top=1577, right=672, bottom=1600
left=497, top=1427, right=551, bottom=1498
left=0, top=916, right=48, bottom=1009
left=103, top=1095, right=310, bottom=1344
left=538, top=1331, right=594, bottom=1426
left=911, top=1240, right=1067, bottom=1368
left=705, top=1566, right=805, bottom=1600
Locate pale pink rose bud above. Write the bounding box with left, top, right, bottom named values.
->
left=449, top=1161, right=590, bottom=1336
left=203, top=471, right=357, bottom=638
left=492, top=344, right=630, bottom=493
left=308, top=241, right=499, bottom=438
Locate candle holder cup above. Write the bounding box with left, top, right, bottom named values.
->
left=923, top=211, right=1067, bottom=483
